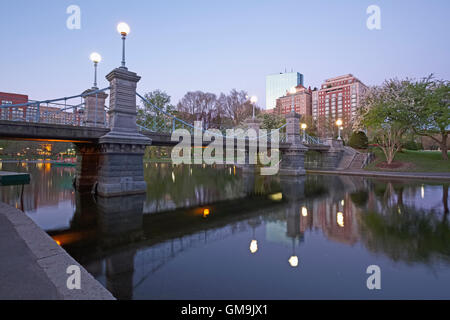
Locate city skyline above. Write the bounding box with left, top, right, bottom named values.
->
left=0, top=0, right=449, bottom=109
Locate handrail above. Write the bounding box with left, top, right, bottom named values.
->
left=0, top=87, right=110, bottom=109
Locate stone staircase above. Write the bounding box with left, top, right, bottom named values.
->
left=337, top=147, right=373, bottom=170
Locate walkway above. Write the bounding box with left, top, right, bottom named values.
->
left=0, top=202, right=114, bottom=300
left=307, top=169, right=450, bottom=181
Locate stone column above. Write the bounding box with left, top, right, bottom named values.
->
left=83, top=88, right=108, bottom=127
left=74, top=143, right=101, bottom=193
left=245, top=117, right=261, bottom=135
left=279, top=112, right=308, bottom=176
left=97, top=68, right=152, bottom=197
left=321, top=138, right=344, bottom=170
left=238, top=117, right=261, bottom=173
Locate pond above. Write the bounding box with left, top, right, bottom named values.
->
left=0, top=161, right=449, bottom=299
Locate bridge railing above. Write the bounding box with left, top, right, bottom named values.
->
left=136, top=92, right=287, bottom=141
left=0, top=87, right=110, bottom=126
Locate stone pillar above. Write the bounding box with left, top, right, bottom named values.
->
left=285, top=112, right=302, bottom=145
left=97, top=68, right=152, bottom=197
left=83, top=88, right=108, bottom=127
left=280, top=112, right=308, bottom=176
left=245, top=117, right=261, bottom=135
left=321, top=138, right=344, bottom=170
left=236, top=118, right=261, bottom=174
left=74, top=143, right=101, bottom=193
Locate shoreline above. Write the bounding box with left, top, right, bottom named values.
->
left=0, top=202, right=115, bottom=300
left=306, top=169, right=450, bottom=181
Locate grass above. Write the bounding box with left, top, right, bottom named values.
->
left=364, top=149, right=450, bottom=173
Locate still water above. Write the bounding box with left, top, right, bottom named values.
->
left=1, top=161, right=449, bottom=299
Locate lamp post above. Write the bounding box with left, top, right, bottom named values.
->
left=301, top=123, right=307, bottom=143
left=89, top=52, right=102, bottom=89
left=250, top=96, right=258, bottom=119
left=117, top=22, right=130, bottom=69
left=289, top=86, right=296, bottom=113
left=336, top=119, right=343, bottom=140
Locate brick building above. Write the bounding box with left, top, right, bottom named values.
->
left=0, top=92, right=28, bottom=120
left=274, top=85, right=312, bottom=117
left=312, top=74, right=367, bottom=136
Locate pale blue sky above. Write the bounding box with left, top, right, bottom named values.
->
left=0, top=0, right=448, bottom=108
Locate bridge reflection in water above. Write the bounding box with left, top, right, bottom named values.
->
left=1, top=162, right=449, bottom=299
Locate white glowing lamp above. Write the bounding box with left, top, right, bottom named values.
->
left=117, top=22, right=130, bottom=35
left=89, top=52, right=102, bottom=63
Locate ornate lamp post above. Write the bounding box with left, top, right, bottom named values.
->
left=89, top=52, right=102, bottom=89
left=289, top=86, right=297, bottom=113
left=301, top=123, right=307, bottom=143
left=336, top=119, right=343, bottom=140
left=250, top=96, right=258, bottom=119
left=117, top=22, right=130, bottom=69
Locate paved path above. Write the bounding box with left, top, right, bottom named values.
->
left=0, top=202, right=115, bottom=300
left=0, top=212, right=60, bottom=300
left=306, top=169, right=450, bottom=181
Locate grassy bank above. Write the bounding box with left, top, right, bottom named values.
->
left=365, top=149, right=450, bottom=173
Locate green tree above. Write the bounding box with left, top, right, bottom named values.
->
left=258, top=113, right=285, bottom=130
left=348, top=131, right=369, bottom=149
left=137, top=90, right=175, bottom=130
left=407, top=75, right=449, bottom=160
left=359, top=79, right=411, bottom=164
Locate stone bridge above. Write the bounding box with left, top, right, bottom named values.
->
left=0, top=66, right=346, bottom=197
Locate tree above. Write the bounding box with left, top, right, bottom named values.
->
left=258, top=113, right=285, bottom=130
left=348, top=131, right=369, bottom=149
left=359, top=79, right=411, bottom=164
left=137, top=90, right=175, bottom=130
left=218, top=89, right=256, bottom=126
left=407, top=75, right=449, bottom=160
left=177, top=91, right=218, bottom=128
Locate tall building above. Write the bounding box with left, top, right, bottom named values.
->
left=266, top=72, right=304, bottom=110
left=0, top=92, right=28, bottom=121
left=274, top=85, right=312, bottom=116
left=312, top=74, right=367, bottom=136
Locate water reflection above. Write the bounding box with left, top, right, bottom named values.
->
left=0, top=161, right=449, bottom=299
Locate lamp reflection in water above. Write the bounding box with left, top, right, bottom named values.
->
left=288, top=256, right=299, bottom=268
left=250, top=240, right=258, bottom=254
left=301, top=206, right=308, bottom=217
left=288, top=239, right=299, bottom=268
left=337, top=211, right=344, bottom=228
left=248, top=218, right=261, bottom=254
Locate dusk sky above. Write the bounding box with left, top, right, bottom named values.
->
left=1, top=0, right=449, bottom=108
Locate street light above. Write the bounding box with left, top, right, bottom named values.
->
left=250, top=96, right=258, bottom=119
left=336, top=119, right=343, bottom=140
left=89, top=52, right=102, bottom=88
left=301, top=123, right=307, bottom=143
left=117, top=22, right=130, bottom=69
left=289, top=86, right=296, bottom=113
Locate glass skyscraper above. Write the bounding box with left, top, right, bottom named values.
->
left=265, top=72, right=303, bottom=109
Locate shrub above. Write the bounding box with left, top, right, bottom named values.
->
left=348, top=131, right=369, bottom=149
left=403, top=141, right=424, bottom=150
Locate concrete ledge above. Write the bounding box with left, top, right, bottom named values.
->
left=306, top=169, right=450, bottom=181
left=0, top=202, right=115, bottom=300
